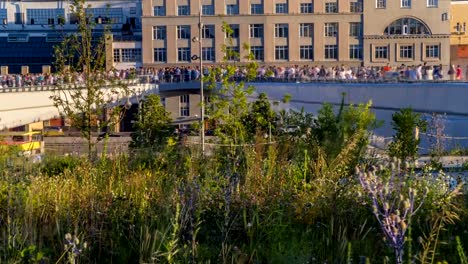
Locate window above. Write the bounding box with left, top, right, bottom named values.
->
left=300, top=3, right=313, bottom=13
left=349, top=45, right=362, bottom=59
left=250, top=46, right=264, bottom=60
left=275, top=24, right=289, bottom=38
left=153, top=26, right=166, bottom=40
left=300, top=45, right=314, bottom=60
left=202, top=4, right=215, bottom=15
left=324, top=23, right=338, bottom=37
left=325, top=45, right=338, bottom=59
left=154, top=48, right=167, bottom=62
left=350, top=1, right=363, bottom=12
left=202, top=47, right=215, bottom=61
left=276, top=3, right=288, bottom=14
left=0, top=9, right=7, bottom=24
left=251, top=4, right=264, bottom=14
left=275, top=46, right=289, bottom=60
left=202, top=25, right=215, bottom=39
left=26, top=8, right=65, bottom=25
left=325, top=2, right=338, bottom=13
left=376, top=0, right=386, bottom=8
left=399, top=45, right=413, bottom=59
left=427, top=0, right=438, bottom=7
left=226, top=24, right=239, bottom=38
left=177, top=25, right=191, bottom=39
left=401, top=0, right=411, bottom=8
left=375, top=46, right=388, bottom=59
left=178, top=48, right=191, bottom=62
left=180, top=95, right=189, bottom=103
left=85, top=8, right=123, bottom=24
left=426, top=45, right=440, bottom=58
left=225, top=46, right=240, bottom=60
left=121, top=48, right=141, bottom=62
left=226, top=4, right=239, bottom=15
left=300, top=23, right=313, bottom=37
left=384, top=18, right=430, bottom=35
left=178, top=5, right=190, bottom=16
left=113, top=49, right=120, bottom=62
left=250, top=24, right=264, bottom=38
left=180, top=107, right=190, bottom=117
left=154, top=5, right=166, bottom=16
left=349, top=22, right=362, bottom=37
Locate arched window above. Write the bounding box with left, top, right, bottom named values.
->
left=384, top=18, right=431, bottom=35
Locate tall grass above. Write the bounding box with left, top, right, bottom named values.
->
left=0, top=139, right=466, bottom=263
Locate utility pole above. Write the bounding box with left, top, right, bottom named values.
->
left=199, top=0, right=205, bottom=155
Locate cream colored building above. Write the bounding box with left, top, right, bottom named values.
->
left=450, top=1, right=468, bottom=68
left=141, top=0, right=451, bottom=68
left=142, top=0, right=364, bottom=66
left=363, top=0, right=451, bottom=67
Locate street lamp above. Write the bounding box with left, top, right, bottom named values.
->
left=198, top=0, right=205, bottom=155
left=190, top=2, right=205, bottom=155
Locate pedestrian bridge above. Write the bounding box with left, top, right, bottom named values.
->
left=160, top=81, right=468, bottom=147
left=0, top=81, right=158, bottom=129
left=2, top=80, right=468, bottom=146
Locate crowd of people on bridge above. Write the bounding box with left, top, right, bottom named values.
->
left=1, top=63, right=466, bottom=88
left=139, top=63, right=467, bottom=84
left=0, top=68, right=138, bottom=88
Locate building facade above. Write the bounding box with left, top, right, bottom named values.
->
left=0, top=0, right=142, bottom=73
left=141, top=0, right=451, bottom=68
left=363, top=0, right=451, bottom=67
left=450, top=1, right=468, bottom=68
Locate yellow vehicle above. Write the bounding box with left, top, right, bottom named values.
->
left=0, top=131, right=43, bottom=155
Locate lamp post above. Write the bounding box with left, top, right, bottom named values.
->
left=198, top=0, right=205, bottom=155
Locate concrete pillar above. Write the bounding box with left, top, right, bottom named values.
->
left=167, top=25, right=177, bottom=64
left=314, top=0, right=324, bottom=13
left=21, top=66, right=29, bottom=75
left=289, top=0, right=299, bottom=14
left=338, top=0, right=349, bottom=13
left=264, top=22, right=274, bottom=63
left=314, top=22, right=324, bottom=61
left=239, top=24, right=250, bottom=62
left=1, top=66, right=8, bottom=75
left=239, top=0, right=249, bottom=15
left=215, top=24, right=225, bottom=63
left=264, top=1, right=274, bottom=14
left=338, top=22, right=349, bottom=61
left=142, top=21, right=154, bottom=66
left=289, top=22, right=299, bottom=61
left=190, top=0, right=201, bottom=16
left=166, top=0, right=176, bottom=16
left=215, top=0, right=224, bottom=15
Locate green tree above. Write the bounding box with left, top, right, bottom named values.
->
left=50, top=0, right=131, bottom=158
left=130, top=94, right=173, bottom=150
left=388, top=108, right=427, bottom=162
left=242, top=92, right=277, bottom=139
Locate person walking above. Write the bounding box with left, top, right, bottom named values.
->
left=449, top=64, right=456, bottom=80
left=456, top=65, right=462, bottom=80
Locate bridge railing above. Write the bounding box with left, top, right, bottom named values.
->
left=138, top=73, right=466, bottom=85
left=0, top=79, right=144, bottom=93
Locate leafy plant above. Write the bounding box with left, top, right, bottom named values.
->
left=130, top=94, right=173, bottom=150
left=388, top=108, right=427, bottom=162
left=51, top=0, right=131, bottom=158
